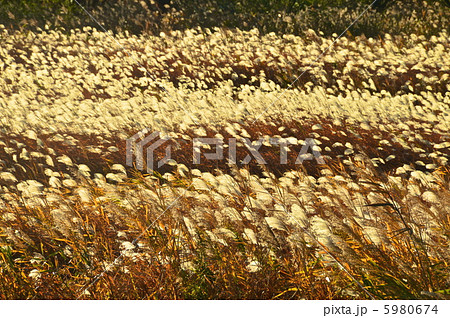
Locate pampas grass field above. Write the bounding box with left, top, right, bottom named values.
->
left=0, top=0, right=449, bottom=299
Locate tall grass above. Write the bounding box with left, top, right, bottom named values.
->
left=0, top=0, right=449, bottom=300
left=0, top=119, right=449, bottom=299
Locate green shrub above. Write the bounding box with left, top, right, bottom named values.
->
left=0, top=0, right=80, bottom=29
left=168, top=0, right=449, bottom=37
left=0, top=0, right=449, bottom=37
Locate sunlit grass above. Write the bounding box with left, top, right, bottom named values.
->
left=0, top=15, right=449, bottom=299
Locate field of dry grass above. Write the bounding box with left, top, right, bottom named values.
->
left=0, top=23, right=449, bottom=299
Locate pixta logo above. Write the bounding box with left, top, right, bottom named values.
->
left=126, top=128, right=324, bottom=172
left=126, top=129, right=172, bottom=172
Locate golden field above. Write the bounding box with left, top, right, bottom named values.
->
left=0, top=24, right=449, bottom=299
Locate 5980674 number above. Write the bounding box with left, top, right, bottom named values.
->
left=384, top=305, right=438, bottom=315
